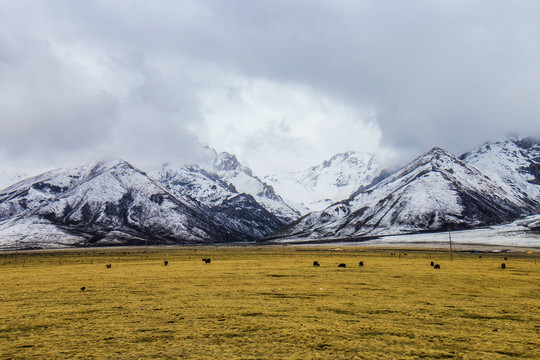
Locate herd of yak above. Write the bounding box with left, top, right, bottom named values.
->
left=78, top=256, right=509, bottom=292
left=100, top=258, right=510, bottom=270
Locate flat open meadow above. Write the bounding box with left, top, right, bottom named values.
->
left=0, top=246, right=539, bottom=359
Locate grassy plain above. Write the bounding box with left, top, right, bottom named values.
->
left=0, top=246, right=539, bottom=359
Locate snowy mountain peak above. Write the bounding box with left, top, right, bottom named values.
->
left=264, top=151, right=382, bottom=213
left=321, top=151, right=357, bottom=168
left=427, top=146, right=447, bottom=153
left=85, top=159, right=139, bottom=177
left=386, top=146, right=470, bottom=180
left=214, top=152, right=253, bottom=176
left=460, top=137, right=540, bottom=161
left=318, top=151, right=375, bottom=171
left=419, top=146, right=458, bottom=163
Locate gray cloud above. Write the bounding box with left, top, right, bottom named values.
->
left=0, top=33, right=118, bottom=164
left=204, top=1, right=540, bottom=155
left=1, top=1, right=540, bottom=176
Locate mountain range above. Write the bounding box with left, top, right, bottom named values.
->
left=0, top=138, right=539, bottom=249
left=271, top=144, right=538, bottom=241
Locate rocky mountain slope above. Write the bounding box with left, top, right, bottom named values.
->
left=264, top=151, right=383, bottom=213
left=271, top=147, right=537, bottom=241
left=0, top=160, right=277, bottom=249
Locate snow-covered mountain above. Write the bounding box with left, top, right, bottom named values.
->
left=271, top=147, right=536, bottom=241
left=152, top=162, right=286, bottom=240
left=460, top=137, right=540, bottom=208
left=0, top=160, right=279, bottom=249
left=264, top=151, right=383, bottom=214
left=201, top=148, right=300, bottom=222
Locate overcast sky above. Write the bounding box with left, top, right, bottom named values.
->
left=1, top=1, right=540, bottom=178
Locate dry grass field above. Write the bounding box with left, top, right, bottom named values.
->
left=0, top=246, right=539, bottom=359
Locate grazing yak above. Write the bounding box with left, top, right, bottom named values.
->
left=430, top=261, right=435, bottom=267
left=106, top=263, right=112, bottom=269
left=313, top=261, right=320, bottom=267
left=501, top=263, right=506, bottom=269
left=359, top=261, right=364, bottom=267
left=434, top=264, right=440, bottom=269
left=338, top=263, right=346, bottom=268
left=164, top=260, right=169, bottom=266
left=202, top=258, right=211, bottom=264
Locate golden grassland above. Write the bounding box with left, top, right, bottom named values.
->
left=0, top=246, right=539, bottom=359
